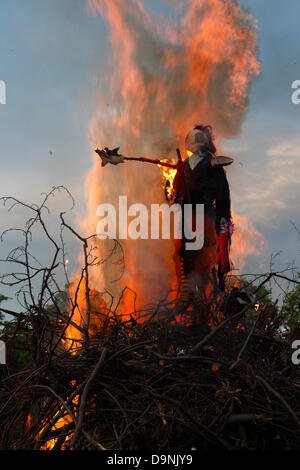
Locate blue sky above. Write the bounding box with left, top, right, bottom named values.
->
left=222, top=0, right=300, bottom=280
left=0, top=0, right=300, bottom=308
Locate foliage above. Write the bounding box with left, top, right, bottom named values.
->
left=242, top=278, right=275, bottom=308
left=281, top=272, right=300, bottom=329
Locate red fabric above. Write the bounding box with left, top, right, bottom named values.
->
left=173, top=163, right=185, bottom=193
left=216, top=234, right=230, bottom=273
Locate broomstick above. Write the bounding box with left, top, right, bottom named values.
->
left=95, top=147, right=234, bottom=169
left=95, top=147, right=178, bottom=169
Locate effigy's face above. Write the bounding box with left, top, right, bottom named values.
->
left=185, top=129, right=209, bottom=154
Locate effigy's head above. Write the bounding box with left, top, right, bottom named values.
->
left=185, top=124, right=216, bottom=155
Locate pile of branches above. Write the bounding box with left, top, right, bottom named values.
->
left=1, top=300, right=300, bottom=451
left=0, top=188, right=300, bottom=451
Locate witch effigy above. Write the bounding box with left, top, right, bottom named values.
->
left=95, top=124, right=234, bottom=318
left=165, top=125, right=234, bottom=316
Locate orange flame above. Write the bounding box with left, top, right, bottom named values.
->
left=63, top=277, right=109, bottom=354
left=63, top=0, right=263, bottom=327
left=158, top=159, right=177, bottom=196
left=38, top=393, right=79, bottom=450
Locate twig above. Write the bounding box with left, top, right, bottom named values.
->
left=82, top=430, right=107, bottom=450
left=256, top=375, right=300, bottom=430
left=70, top=348, right=107, bottom=449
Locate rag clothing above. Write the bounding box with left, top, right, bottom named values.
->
left=170, top=151, right=232, bottom=312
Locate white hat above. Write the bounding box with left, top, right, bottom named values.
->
left=185, top=128, right=209, bottom=154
